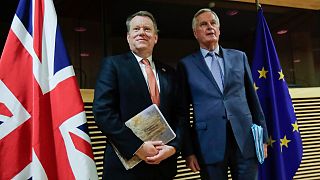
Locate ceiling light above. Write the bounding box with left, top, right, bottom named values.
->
left=226, top=10, right=239, bottom=16
left=208, top=2, right=215, bottom=8
left=277, top=29, right=288, bottom=35
left=74, top=27, right=87, bottom=32
left=80, top=52, right=90, bottom=57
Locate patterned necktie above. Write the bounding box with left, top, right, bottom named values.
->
left=141, top=59, right=160, bottom=106
left=208, top=52, right=224, bottom=92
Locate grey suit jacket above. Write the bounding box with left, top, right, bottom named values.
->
left=177, top=47, right=268, bottom=164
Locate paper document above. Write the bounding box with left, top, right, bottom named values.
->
left=112, top=104, right=176, bottom=170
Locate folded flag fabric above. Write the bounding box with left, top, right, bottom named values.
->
left=0, top=0, right=98, bottom=179
left=252, top=7, right=302, bottom=180
left=252, top=124, right=264, bottom=164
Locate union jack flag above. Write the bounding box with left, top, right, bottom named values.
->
left=0, top=0, right=98, bottom=179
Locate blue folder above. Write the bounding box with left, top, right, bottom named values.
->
left=251, top=124, right=265, bottom=164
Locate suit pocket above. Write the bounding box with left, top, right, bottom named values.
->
left=195, top=122, right=207, bottom=130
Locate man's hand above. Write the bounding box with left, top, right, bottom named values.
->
left=135, top=141, right=163, bottom=161
left=185, top=154, right=200, bottom=172
left=263, top=143, right=268, bottom=159
left=145, top=145, right=176, bottom=164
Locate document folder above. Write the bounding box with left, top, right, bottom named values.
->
left=251, top=124, right=265, bottom=164
left=112, top=104, right=176, bottom=169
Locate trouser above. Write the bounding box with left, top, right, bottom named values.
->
left=200, top=122, right=258, bottom=180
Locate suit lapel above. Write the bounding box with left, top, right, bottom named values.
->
left=191, top=51, right=222, bottom=93
left=125, top=52, right=152, bottom=102
left=220, top=47, right=230, bottom=93
left=154, top=61, right=168, bottom=108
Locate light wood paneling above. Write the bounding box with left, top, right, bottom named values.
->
left=228, top=0, right=320, bottom=10
left=83, top=87, right=320, bottom=179
left=291, top=88, right=320, bottom=179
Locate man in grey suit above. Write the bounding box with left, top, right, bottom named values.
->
left=177, top=8, right=268, bottom=180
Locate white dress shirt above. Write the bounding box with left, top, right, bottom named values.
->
left=132, top=52, right=161, bottom=92
left=200, top=46, right=225, bottom=77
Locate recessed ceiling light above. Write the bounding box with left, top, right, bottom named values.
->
left=277, top=29, right=288, bottom=35
left=74, top=27, right=87, bottom=32
left=80, top=52, right=90, bottom=57
left=208, top=2, right=215, bottom=8
left=226, top=10, right=239, bottom=16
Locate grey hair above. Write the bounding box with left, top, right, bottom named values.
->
left=126, top=11, right=159, bottom=33
left=192, top=8, right=220, bottom=30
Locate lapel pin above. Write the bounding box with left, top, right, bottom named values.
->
left=161, top=68, right=166, bottom=72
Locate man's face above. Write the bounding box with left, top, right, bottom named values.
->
left=194, top=12, right=220, bottom=49
left=127, top=16, right=158, bottom=54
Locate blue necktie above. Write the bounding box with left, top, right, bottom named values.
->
left=208, top=52, right=224, bottom=92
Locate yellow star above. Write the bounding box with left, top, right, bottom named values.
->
left=254, top=82, right=259, bottom=91
left=280, top=135, right=291, bottom=152
left=292, top=121, right=299, bottom=132
left=267, top=136, right=276, bottom=148
left=258, top=67, right=268, bottom=79
left=278, top=70, right=285, bottom=80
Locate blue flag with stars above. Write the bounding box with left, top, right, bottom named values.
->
left=252, top=7, right=303, bottom=180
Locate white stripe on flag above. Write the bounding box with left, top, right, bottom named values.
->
left=11, top=14, right=75, bottom=94
left=13, top=149, right=48, bottom=180
left=0, top=80, right=31, bottom=140
left=59, top=112, right=98, bottom=179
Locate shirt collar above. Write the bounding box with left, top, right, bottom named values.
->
left=200, top=46, right=220, bottom=58
left=132, top=52, right=153, bottom=64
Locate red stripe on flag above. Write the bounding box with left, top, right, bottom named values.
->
left=32, top=84, right=75, bottom=179
left=33, top=0, right=44, bottom=62
left=33, top=116, right=76, bottom=180
left=33, top=77, right=85, bottom=179
left=0, top=120, right=32, bottom=179
left=0, top=30, right=34, bottom=114
left=50, top=76, right=85, bottom=127
left=0, top=102, right=13, bottom=117
left=70, top=132, right=94, bottom=159
left=0, top=29, right=34, bottom=179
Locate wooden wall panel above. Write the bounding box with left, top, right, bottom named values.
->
left=81, top=88, right=320, bottom=179
left=227, top=0, right=320, bottom=10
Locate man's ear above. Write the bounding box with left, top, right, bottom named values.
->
left=154, top=34, right=158, bottom=44
left=127, top=33, right=130, bottom=43
left=193, top=30, right=198, bottom=40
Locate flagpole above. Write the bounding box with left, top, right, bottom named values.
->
left=255, top=0, right=260, bottom=11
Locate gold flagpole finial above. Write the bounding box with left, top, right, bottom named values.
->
left=255, top=0, right=261, bottom=11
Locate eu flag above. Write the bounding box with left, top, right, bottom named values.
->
left=252, top=7, right=303, bottom=180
